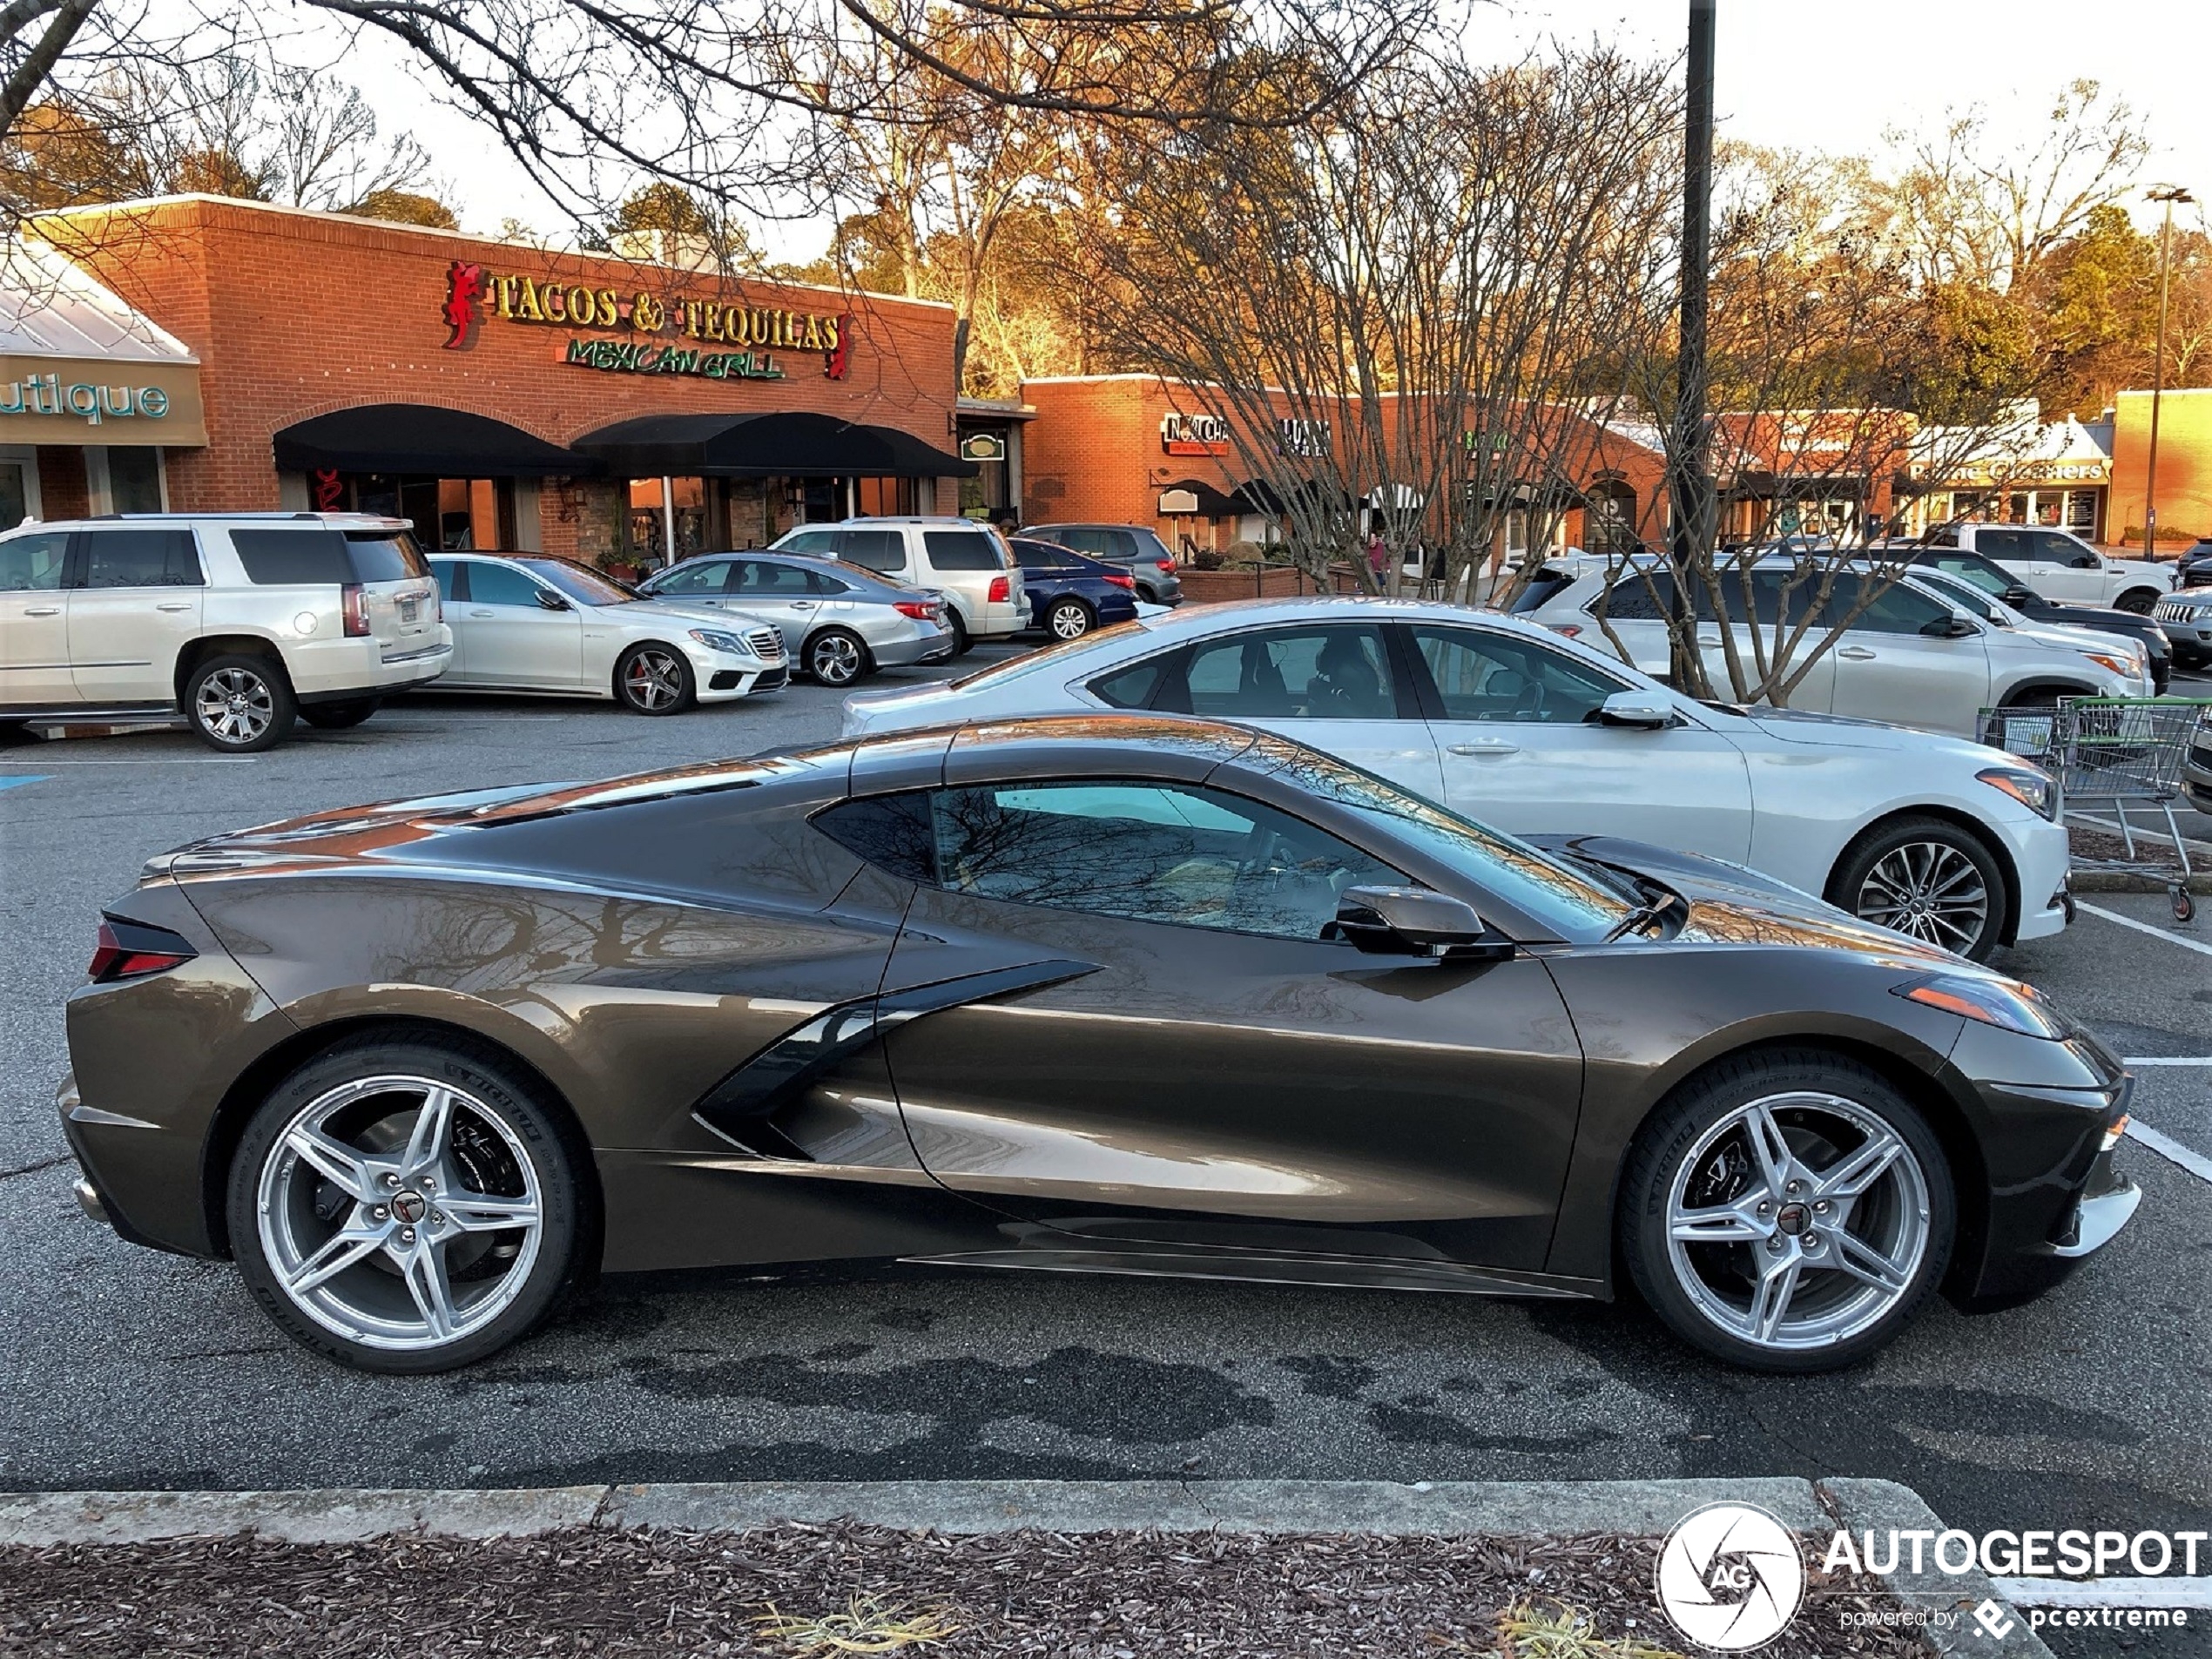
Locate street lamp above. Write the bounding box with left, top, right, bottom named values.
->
left=2143, top=185, right=2195, bottom=561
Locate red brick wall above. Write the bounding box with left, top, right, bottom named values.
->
left=39, top=198, right=963, bottom=551
left=34, top=444, right=89, bottom=517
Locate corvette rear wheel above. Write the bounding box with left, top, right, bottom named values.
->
left=1622, top=1052, right=1952, bottom=1372
left=229, top=1036, right=583, bottom=1372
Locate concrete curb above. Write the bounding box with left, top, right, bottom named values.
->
left=1819, top=1478, right=2055, bottom=1659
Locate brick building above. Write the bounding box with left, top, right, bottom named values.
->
left=26, top=196, right=973, bottom=566
left=2111, top=387, right=2212, bottom=550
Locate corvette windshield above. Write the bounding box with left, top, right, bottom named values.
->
left=1255, top=745, right=1636, bottom=941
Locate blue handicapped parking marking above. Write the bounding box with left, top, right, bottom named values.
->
left=0, top=774, right=51, bottom=790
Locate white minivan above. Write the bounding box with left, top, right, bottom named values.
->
left=769, top=517, right=1025, bottom=653
left=0, top=512, right=449, bottom=750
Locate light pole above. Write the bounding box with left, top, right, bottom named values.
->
left=1668, top=0, right=1716, bottom=690
left=2143, top=185, right=2194, bottom=560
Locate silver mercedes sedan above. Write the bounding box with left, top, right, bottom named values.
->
left=639, top=552, right=956, bottom=685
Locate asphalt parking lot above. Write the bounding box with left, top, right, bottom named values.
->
left=3, top=656, right=2208, bottom=1614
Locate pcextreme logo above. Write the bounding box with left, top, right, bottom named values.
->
left=1655, top=1502, right=1807, bottom=1651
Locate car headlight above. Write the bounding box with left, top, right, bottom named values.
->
left=686, top=628, right=752, bottom=656
left=2080, top=649, right=2139, bottom=678
left=1894, top=972, right=2069, bottom=1038
left=1977, top=765, right=2058, bottom=820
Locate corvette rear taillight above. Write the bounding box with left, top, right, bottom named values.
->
left=341, top=583, right=370, bottom=637
left=988, top=576, right=1010, bottom=603
left=89, top=917, right=197, bottom=983
left=894, top=600, right=940, bottom=620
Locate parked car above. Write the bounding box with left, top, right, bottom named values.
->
left=1906, top=566, right=2161, bottom=693
left=841, top=597, right=2074, bottom=962
left=1921, top=523, right=2173, bottom=613
left=424, top=553, right=786, bottom=713
left=2182, top=718, right=2212, bottom=814
left=769, top=517, right=1024, bottom=653
left=1009, top=537, right=1141, bottom=640
left=1017, top=523, right=1186, bottom=606
left=1891, top=544, right=2172, bottom=691
left=635, top=552, right=952, bottom=687
left=0, top=511, right=449, bottom=752
left=2176, top=538, right=2212, bottom=590
left=1523, top=560, right=2142, bottom=734
left=61, top=715, right=2134, bottom=1374
left=2154, top=588, right=2212, bottom=671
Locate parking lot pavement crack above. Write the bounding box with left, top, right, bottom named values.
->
left=0, top=1154, right=69, bottom=1182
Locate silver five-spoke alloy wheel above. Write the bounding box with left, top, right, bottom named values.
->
left=1851, top=840, right=1990, bottom=954
left=1664, top=1090, right=1931, bottom=1352
left=257, top=1075, right=544, bottom=1353
left=621, top=648, right=687, bottom=711
left=195, top=665, right=277, bottom=745
left=808, top=631, right=865, bottom=685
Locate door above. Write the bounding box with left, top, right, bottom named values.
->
left=1149, top=620, right=1443, bottom=796
left=1822, top=575, right=1991, bottom=734
left=427, top=559, right=470, bottom=677
left=1978, top=527, right=2083, bottom=601
left=729, top=558, right=826, bottom=652
left=451, top=559, right=583, bottom=688
left=648, top=556, right=736, bottom=610
left=1405, top=621, right=1754, bottom=861
left=878, top=778, right=1585, bottom=1270
left=1699, top=567, right=1838, bottom=713
left=66, top=528, right=204, bottom=705
left=0, top=529, right=75, bottom=707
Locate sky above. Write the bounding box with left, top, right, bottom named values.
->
left=349, top=0, right=2212, bottom=253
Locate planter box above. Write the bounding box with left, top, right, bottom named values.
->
left=1178, top=565, right=1313, bottom=604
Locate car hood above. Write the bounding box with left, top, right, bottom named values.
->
left=1528, top=833, right=1966, bottom=965
left=1711, top=702, right=2007, bottom=759
left=2104, top=556, right=2174, bottom=583
left=613, top=598, right=778, bottom=631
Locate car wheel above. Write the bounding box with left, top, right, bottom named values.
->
left=2115, top=589, right=2161, bottom=615
left=614, top=644, right=695, bottom=714
left=1621, top=1049, right=1953, bottom=1373
left=1045, top=598, right=1095, bottom=640
left=948, top=610, right=973, bottom=657
left=1828, top=814, right=2008, bottom=962
left=299, top=698, right=382, bottom=731
left=806, top=627, right=869, bottom=686
left=185, top=653, right=296, bottom=752
left=227, top=1034, right=585, bottom=1373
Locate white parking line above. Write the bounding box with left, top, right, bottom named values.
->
left=2075, top=900, right=2212, bottom=958
left=2127, top=1121, right=2212, bottom=1185
left=2122, top=1057, right=2212, bottom=1067
left=0, top=757, right=259, bottom=766
left=1993, top=1576, right=2212, bottom=1610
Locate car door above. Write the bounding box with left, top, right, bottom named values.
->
left=1823, top=573, right=1991, bottom=734
left=1978, top=527, right=2080, bottom=601
left=0, top=530, right=76, bottom=707
left=1136, top=619, right=1443, bottom=795
left=427, top=558, right=471, bottom=678
left=868, top=777, right=1585, bottom=1271
left=1406, top=621, right=1754, bottom=861
left=452, top=559, right=583, bottom=688
left=66, top=528, right=204, bottom=705
left=645, top=556, right=736, bottom=614
left=730, top=559, right=825, bottom=652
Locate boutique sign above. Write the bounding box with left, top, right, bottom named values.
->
left=0, top=355, right=208, bottom=446
left=442, top=261, right=851, bottom=381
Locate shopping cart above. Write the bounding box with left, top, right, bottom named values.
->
left=1978, top=698, right=2211, bottom=922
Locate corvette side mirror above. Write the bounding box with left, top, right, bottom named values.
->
left=1595, top=690, right=1676, bottom=729
left=1331, top=887, right=1512, bottom=961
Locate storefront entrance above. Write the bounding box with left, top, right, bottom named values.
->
left=334, top=475, right=519, bottom=550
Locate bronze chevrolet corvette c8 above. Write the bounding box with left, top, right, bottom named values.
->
left=61, top=716, right=2138, bottom=1373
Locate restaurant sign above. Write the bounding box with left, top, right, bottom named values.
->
left=442, top=261, right=851, bottom=381
left=1161, top=411, right=1231, bottom=456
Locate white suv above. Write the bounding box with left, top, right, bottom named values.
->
left=1924, top=524, right=2174, bottom=612
left=770, top=517, right=1024, bottom=653
left=0, top=512, right=450, bottom=751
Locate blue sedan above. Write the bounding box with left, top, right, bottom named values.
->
left=1010, top=536, right=1141, bottom=640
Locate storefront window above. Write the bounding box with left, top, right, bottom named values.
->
left=102, top=448, right=165, bottom=513
left=0, top=457, right=30, bottom=530
left=627, top=476, right=711, bottom=562
left=343, top=475, right=516, bottom=550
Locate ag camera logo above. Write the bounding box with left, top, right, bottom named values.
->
left=1656, top=1501, right=1807, bottom=1650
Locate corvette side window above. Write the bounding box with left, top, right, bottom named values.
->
left=812, top=792, right=938, bottom=885
left=929, top=779, right=1397, bottom=941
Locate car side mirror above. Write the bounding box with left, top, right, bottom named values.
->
left=1331, top=887, right=1513, bottom=961
left=536, top=589, right=570, bottom=611
left=1595, top=690, right=1676, bottom=729
left=2003, top=585, right=2038, bottom=606
left=2071, top=551, right=2101, bottom=570
left=1920, top=615, right=1978, bottom=638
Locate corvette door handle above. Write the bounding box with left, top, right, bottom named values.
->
left=1838, top=647, right=1877, bottom=660
left=1447, top=740, right=1520, bottom=757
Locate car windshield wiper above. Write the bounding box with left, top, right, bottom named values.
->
left=1604, top=887, right=1686, bottom=942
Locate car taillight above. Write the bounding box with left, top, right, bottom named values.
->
left=341, top=583, right=370, bottom=637
left=894, top=600, right=939, bottom=619
left=988, top=576, right=1010, bottom=603
left=88, top=917, right=197, bottom=983
left=1156, top=558, right=1176, bottom=573
left=1104, top=572, right=1136, bottom=589
left=1548, top=624, right=1583, bottom=638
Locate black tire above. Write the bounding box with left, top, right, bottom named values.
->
left=227, top=1032, right=587, bottom=1374
left=1620, top=1049, right=1954, bottom=1373
left=804, top=627, right=871, bottom=686
left=947, top=610, right=974, bottom=658
left=1043, top=597, right=1096, bottom=642
left=1827, top=813, right=2010, bottom=963
left=184, top=652, right=296, bottom=752
left=299, top=698, right=382, bottom=731
left=2114, top=589, right=2161, bottom=615
left=613, top=643, right=695, bottom=714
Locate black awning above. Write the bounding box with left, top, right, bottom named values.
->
left=1227, top=476, right=1354, bottom=516
left=570, top=412, right=976, bottom=479
left=273, top=405, right=589, bottom=476
left=1158, top=476, right=1238, bottom=517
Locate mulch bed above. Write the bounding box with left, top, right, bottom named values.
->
left=0, top=1523, right=1935, bottom=1658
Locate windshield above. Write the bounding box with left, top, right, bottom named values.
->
left=519, top=558, right=637, bottom=607
left=946, top=618, right=1148, bottom=690
left=1247, top=742, right=1637, bottom=941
